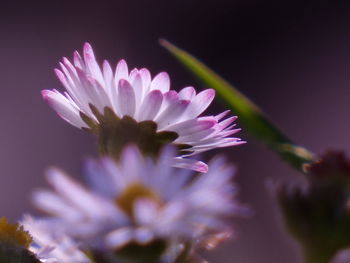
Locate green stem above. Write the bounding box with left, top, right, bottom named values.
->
left=160, top=39, right=315, bottom=172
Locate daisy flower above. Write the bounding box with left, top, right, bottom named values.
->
left=42, top=43, right=244, bottom=172
left=32, top=146, right=246, bottom=262
left=21, top=215, right=91, bottom=263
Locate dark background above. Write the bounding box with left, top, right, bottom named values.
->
left=1, top=0, right=350, bottom=262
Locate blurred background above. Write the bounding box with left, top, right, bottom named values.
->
left=1, top=0, right=350, bottom=262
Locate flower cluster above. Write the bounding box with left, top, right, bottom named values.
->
left=2, top=43, right=246, bottom=263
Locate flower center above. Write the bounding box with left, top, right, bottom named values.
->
left=116, top=183, right=161, bottom=218
left=81, top=106, right=192, bottom=159
left=0, top=217, right=32, bottom=248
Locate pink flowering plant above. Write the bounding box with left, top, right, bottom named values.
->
left=0, top=42, right=246, bottom=263
left=0, top=40, right=347, bottom=263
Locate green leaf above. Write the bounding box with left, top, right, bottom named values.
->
left=160, top=39, right=314, bottom=172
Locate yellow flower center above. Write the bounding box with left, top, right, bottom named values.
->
left=116, top=183, right=161, bottom=218
left=0, top=217, right=32, bottom=248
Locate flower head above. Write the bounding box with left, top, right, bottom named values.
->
left=32, top=146, right=246, bottom=262
left=42, top=43, right=244, bottom=172
left=277, top=151, right=350, bottom=263
left=0, top=217, right=40, bottom=263
left=21, top=215, right=91, bottom=263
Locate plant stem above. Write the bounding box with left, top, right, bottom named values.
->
left=160, top=39, right=315, bottom=173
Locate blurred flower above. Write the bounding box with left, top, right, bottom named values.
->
left=0, top=217, right=32, bottom=248
left=42, top=43, right=244, bottom=172
left=21, top=215, right=91, bottom=263
left=277, top=151, right=350, bottom=263
left=0, top=217, right=41, bottom=263
left=32, top=146, right=246, bottom=262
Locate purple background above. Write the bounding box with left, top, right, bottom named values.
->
left=1, top=1, right=350, bottom=262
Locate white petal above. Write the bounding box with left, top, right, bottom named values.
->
left=120, top=145, right=144, bottom=181
left=166, top=118, right=216, bottom=136
left=84, top=158, right=118, bottom=198
left=134, top=227, right=154, bottom=244
left=176, top=128, right=215, bottom=143
left=155, top=92, right=190, bottom=129
left=42, top=90, right=86, bottom=128
left=105, top=228, right=133, bottom=249
left=83, top=43, right=104, bottom=85
left=134, top=199, right=158, bottom=225
left=150, top=72, right=170, bottom=93
left=178, top=86, right=196, bottom=100
left=76, top=68, right=111, bottom=112
left=117, top=79, right=136, bottom=118
left=157, top=99, right=190, bottom=129
left=33, top=190, right=83, bottom=221
left=115, top=59, right=129, bottom=82
left=46, top=168, right=108, bottom=219
left=73, top=51, right=85, bottom=70
left=130, top=70, right=143, bottom=113
left=184, top=89, right=215, bottom=119
left=137, top=90, right=163, bottom=121
left=103, top=60, right=114, bottom=96
left=139, top=68, right=151, bottom=95
left=56, top=66, right=91, bottom=115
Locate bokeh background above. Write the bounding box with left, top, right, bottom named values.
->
left=1, top=0, right=350, bottom=262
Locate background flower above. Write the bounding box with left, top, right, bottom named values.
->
left=32, top=146, right=246, bottom=262
left=21, top=215, right=91, bottom=263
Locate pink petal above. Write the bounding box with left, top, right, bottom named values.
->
left=173, top=158, right=208, bottom=173
left=218, top=138, right=246, bottom=147
left=215, top=110, right=230, bottom=121
left=218, top=116, right=238, bottom=130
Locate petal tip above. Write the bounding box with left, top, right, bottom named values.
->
left=197, top=163, right=209, bottom=173
left=83, top=42, right=92, bottom=51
